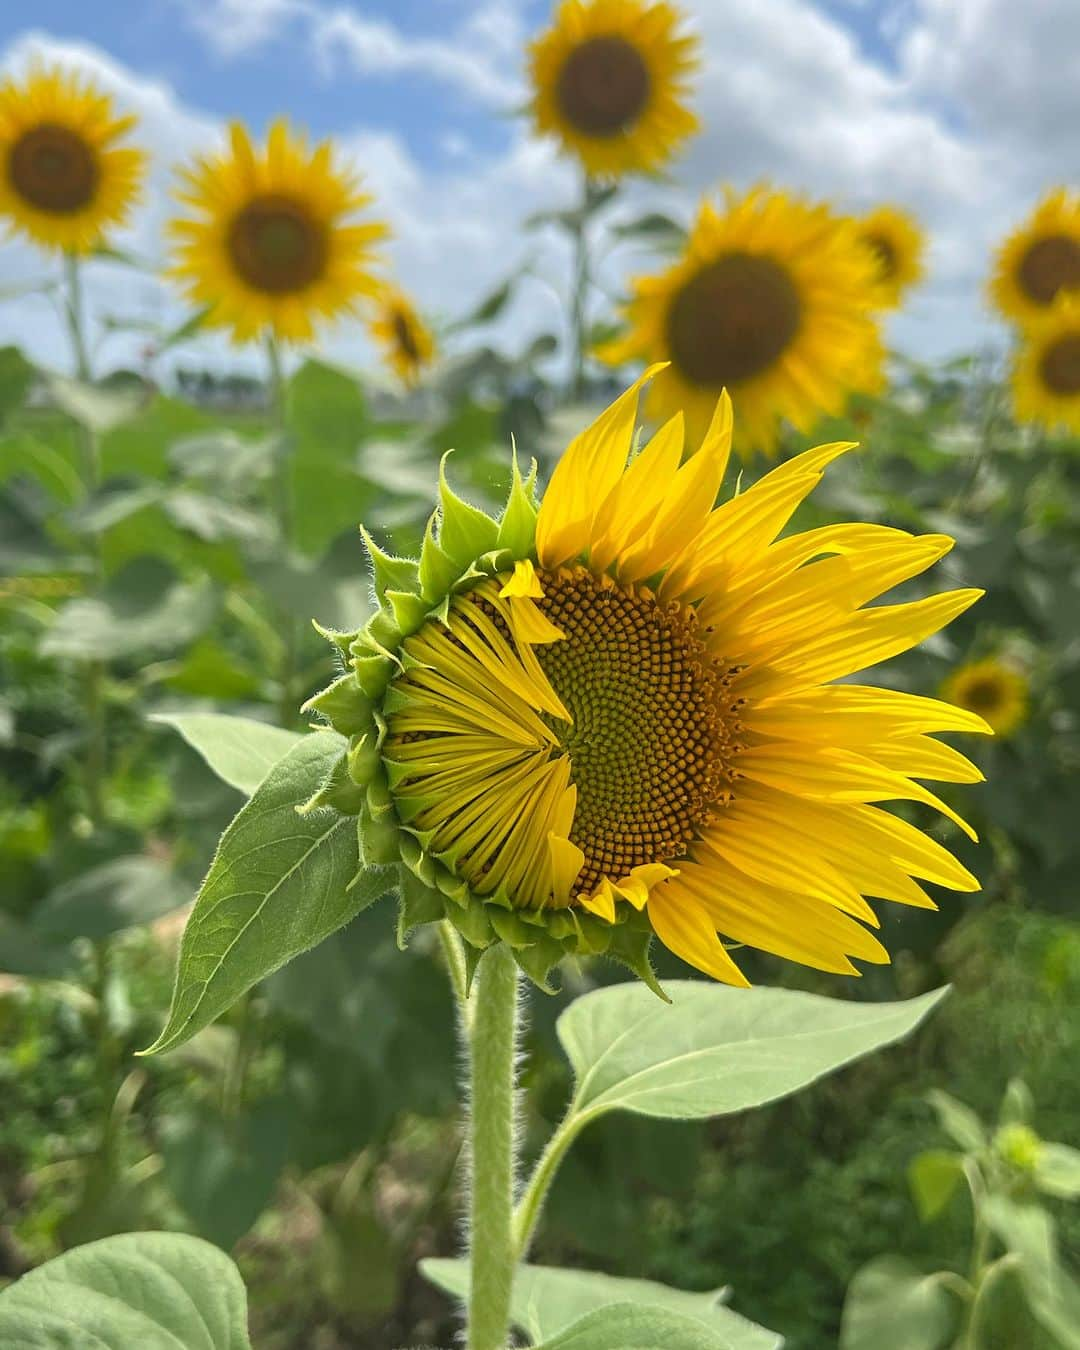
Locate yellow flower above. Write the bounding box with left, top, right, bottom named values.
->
left=369, top=285, right=436, bottom=387
left=528, top=0, right=699, bottom=178
left=989, top=188, right=1080, bottom=327
left=0, top=63, right=145, bottom=254
left=855, top=204, right=926, bottom=309
left=941, top=657, right=1028, bottom=738
left=169, top=120, right=388, bottom=344
left=598, top=187, right=886, bottom=456
left=308, top=370, right=986, bottom=990
left=1010, top=298, right=1080, bottom=435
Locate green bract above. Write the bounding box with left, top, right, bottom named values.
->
left=302, top=452, right=657, bottom=993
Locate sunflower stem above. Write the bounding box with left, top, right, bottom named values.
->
left=512, top=1099, right=594, bottom=1260
left=568, top=170, right=593, bottom=400
left=464, top=942, right=520, bottom=1350
left=265, top=333, right=299, bottom=727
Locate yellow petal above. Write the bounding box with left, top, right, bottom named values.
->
left=647, top=887, right=751, bottom=986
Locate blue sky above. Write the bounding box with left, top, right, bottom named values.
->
left=0, top=0, right=1075, bottom=376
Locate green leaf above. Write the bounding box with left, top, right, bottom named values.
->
left=0, top=345, right=34, bottom=424
left=421, top=1260, right=780, bottom=1349
left=149, top=713, right=303, bottom=796
left=908, top=1149, right=965, bottom=1223
left=534, top=1303, right=756, bottom=1350
left=610, top=211, right=687, bottom=244
left=0, top=1230, right=252, bottom=1348
left=33, top=857, right=186, bottom=941
left=840, top=1257, right=959, bottom=1350
left=143, top=732, right=376, bottom=1055
left=999, top=1077, right=1035, bottom=1127
left=926, top=1089, right=987, bottom=1152
left=1034, top=1142, right=1080, bottom=1199
left=983, top=1197, right=1080, bottom=1349
left=452, top=275, right=515, bottom=329
left=557, top=981, right=948, bottom=1120
left=46, top=373, right=142, bottom=434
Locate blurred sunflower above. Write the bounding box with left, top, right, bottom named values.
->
left=0, top=63, right=145, bottom=254
left=989, top=189, right=1080, bottom=327
left=941, top=658, right=1027, bottom=738
left=369, top=285, right=436, bottom=387
left=169, top=120, right=388, bottom=344
left=528, top=0, right=699, bottom=178
left=856, top=205, right=925, bottom=309
left=1011, top=299, right=1080, bottom=435
left=598, top=188, right=886, bottom=456
left=307, top=370, right=986, bottom=989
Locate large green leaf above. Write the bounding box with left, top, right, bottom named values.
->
left=535, top=1303, right=756, bottom=1350
left=0, top=1230, right=252, bottom=1348
left=46, top=374, right=142, bottom=435
left=420, top=1260, right=780, bottom=1349
left=150, top=711, right=303, bottom=796
left=984, top=1197, right=1080, bottom=1348
left=144, top=732, right=392, bottom=1055
left=33, top=856, right=187, bottom=941
left=840, top=1257, right=959, bottom=1350
left=557, top=981, right=948, bottom=1120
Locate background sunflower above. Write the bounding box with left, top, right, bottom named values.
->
left=855, top=204, right=926, bottom=309
left=169, top=119, right=388, bottom=344
left=941, top=657, right=1029, bottom=738
left=528, top=0, right=699, bottom=178
left=0, top=63, right=144, bottom=254
left=598, top=187, right=886, bottom=455
left=368, top=285, right=436, bottom=387
left=989, top=187, right=1080, bottom=327
left=1011, top=297, right=1080, bottom=434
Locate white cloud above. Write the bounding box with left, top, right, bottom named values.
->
left=181, top=0, right=304, bottom=58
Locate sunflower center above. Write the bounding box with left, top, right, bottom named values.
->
left=227, top=194, right=328, bottom=294
left=8, top=123, right=98, bottom=214
left=865, top=231, right=897, bottom=281
left=960, top=677, right=1004, bottom=715
left=1018, top=234, right=1080, bottom=306
left=666, top=253, right=802, bottom=387
left=535, top=567, right=740, bottom=897
left=1039, top=333, right=1080, bottom=396
left=392, top=309, right=420, bottom=362
left=556, top=35, right=651, bottom=137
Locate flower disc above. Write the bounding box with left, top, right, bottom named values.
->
left=941, top=658, right=1027, bottom=738
left=990, top=189, right=1080, bottom=326
left=368, top=284, right=436, bottom=387
left=1011, top=299, right=1080, bottom=434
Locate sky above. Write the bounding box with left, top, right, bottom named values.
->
left=0, top=0, right=1077, bottom=381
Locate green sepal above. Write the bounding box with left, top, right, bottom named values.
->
left=301, top=674, right=374, bottom=737
left=488, top=907, right=539, bottom=948
left=397, top=868, right=447, bottom=948
left=463, top=942, right=486, bottom=996
left=496, top=441, right=539, bottom=557
left=418, top=511, right=462, bottom=603
left=386, top=588, right=431, bottom=636
left=437, top=453, right=500, bottom=570
left=350, top=654, right=393, bottom=698
left=361, top=526, right=421, bottom=602
left=609, top=921, right=669, bottom=1002
left=511, top=937, right=564, bottom=994
left=358, top=807, right=401, bottom=866
left=445, top=896, right=496, bottom=948
left=301, top=751, right=368, bottom=816
left=365, top=773, right=393, bottom=820
left=347, top=734, right=380, bottom=788
left=312, top=619, right=359, bottom=661
left=399, top=832, right=438, bottom=886
left=434, top=862, right=471, bottom=908
left=364, top=608, right=404, bottom=655
left=571, top=911, right=615, bottom=956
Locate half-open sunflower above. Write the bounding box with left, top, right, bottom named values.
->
left=1011, top=298, right=1080, bottom=435
left=369, top=285, right=436, bottom=387
left=855, top=204, right=925, bottom=309
left=0, top=63, right=145, bottom=254
left=305, top=369, right=985, bottom=990
left=598, top=188, right=886, bottom=456
left=528, top=0, right=699, bottom=178
left=989, top=189, right=1080, bottom=327
left=169, top=120, right=388, bottom=344
left=941, top=658, right=1027, bottom=738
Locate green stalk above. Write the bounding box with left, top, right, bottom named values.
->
left=465, top=943, right=520, bottom=1350
left=265, top=333, right=299, bottom=728
left=568, top=171, right=593, bottom=401
left=512, top=1100, right=594, bottom=1259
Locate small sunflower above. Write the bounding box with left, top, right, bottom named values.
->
left=528, top=0, right=699, bottom=179
left=855, top=204, right=925, bottom=309
left=306, top=369, right=986, bottom=990
left=1011, top=298, right=1080, bottom=435
left=369, top=285, right=436, bottom=387
left=941, top=658, right=1028, bottom=738
left=169, top=120, right=388, bottom=344
left=989, top=188, right=1080, bottom=327
left=598, top=188, right=886, bottom=456
left=0, top=63, right=145, bottom=254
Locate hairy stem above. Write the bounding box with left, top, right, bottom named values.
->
left=466, top=943, right=520, bottom=1350
left=265, top=334, right=299, bottom=726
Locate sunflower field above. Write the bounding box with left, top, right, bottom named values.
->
left=1, top=4, right=1079, bottom=1349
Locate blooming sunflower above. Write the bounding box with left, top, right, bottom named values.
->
left=989, top=189, right=1080, bottom=327
left=528, top=0, right=699, bottom=179
left=941, top=658, right=1027, bottom=738
left=1010, top=298, right=1080, bottom=435
left=305, top=369, right=986, bottom=990
left=169, top=120, right=388, bottom=344
left=855, top=205, right=926, bottom=309
left=369, top=285, right=436, bottom=387
left=598, top=188, right=886, bottom=456
left=0, top=63, right=145, bottom=254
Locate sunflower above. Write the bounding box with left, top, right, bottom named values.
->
left=1010, top=298, right=1080, bottom=435
left=941, top=658, right=1028, bottom=738
left=306, top=369, right=986, bottom=990
left=169, top=120, right=388, bottom=344
left=369, top=285, right=436, bottom=387
left=598, top=188, right=886, bottom=455
left=855, top=204, right=926, bottom=309
left=989, top=188, right=1080, bottom=327
left=528, top=0, right=699, bottom=179
left=0, top=63, right=145, bottom=254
